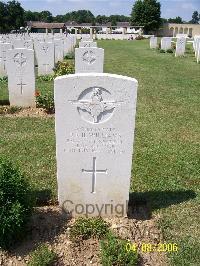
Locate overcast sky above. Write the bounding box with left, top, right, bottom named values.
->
left=6, top=0, right=200, bottom=21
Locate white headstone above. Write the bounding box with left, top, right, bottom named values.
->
left=150, top=36, right=157, bottom=49
left=54, top=39, right=64, bottom=63
left=13, top=39, right=33, bottom=49
left=79, top=41, right=97, bottom=48
left=0, top=43, right=12, bottom=77
left=54, top=73, right=138, bottom=217
left=175, top=37, right=186, bottom=57
left=161, top=37, right=172, bottom=51
left=75, top=48, right=104, bottom=73
left=7, top=48, right=35, bottom=107
left=36, top=42, right=55, bottom=75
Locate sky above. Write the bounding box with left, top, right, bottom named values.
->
left=5, top=0, right=200, bottom=21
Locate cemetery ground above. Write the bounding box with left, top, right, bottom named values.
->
left=0, top=39, right=199, bottom=265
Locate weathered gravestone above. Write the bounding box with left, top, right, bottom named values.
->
left=150, top=36, right=157, bottom=49
left=75, top=48, right=104, bottom=73
left=175, top=37, right=186, bottom=57
left=79, top=41, right=97, bottom=48
left=35, top=42, right=55, bottom=75
left=7, top=48, right=35, bottom=107
left=0, top=43, right=12, bottom=77
left=81, top=35, right=93, bottom=42
left=54, top=39, right=64, bottom=63
left=161, top=37, right=172, bottom=51
left=64, top=38, right=72, bottom=55
left=13, top=39, right=33, bottom=49
left=54, top=73, right=138, bottom=217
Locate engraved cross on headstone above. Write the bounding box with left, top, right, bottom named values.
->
left=17, top=79, right=26, bottom=94
left=82, top=157, right=107, bottom=193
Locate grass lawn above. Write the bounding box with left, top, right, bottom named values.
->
left=0, top=39, right=199, bottom=265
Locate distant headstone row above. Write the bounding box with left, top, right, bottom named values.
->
left=0, top=34, right=76, bottom=107
left=150, top=35, right=200, bottom=60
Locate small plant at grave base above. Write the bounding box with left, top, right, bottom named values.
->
left=0, top=106, right=22, bottom=115
left=8, top=106, right=22, bottom=114
left=53, top=61, right=75, bottom=77
left=100, top=233, right=138, bottom=266
left=0, top=157, right=33, bottom=249
left=69, top=217, right=109, bottom=241
left=36, top=91, right=55, bottom=114
left=0, top=76, right=8, bottom=82
left=64, top=52, right=75, bottom=60
left=172, top=43, right=176, bottom=50
left=159, top=49, right=165, bottom=53
left=37, top=75, right=54, bottom=82
left=135, top=35, right=145, bottom=40
left=166, top=49, right=174, bottom=54
left=28, top=244, right=57, bottom=266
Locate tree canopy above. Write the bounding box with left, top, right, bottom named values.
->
left=168, top=16, right=183, bottom=24
left=189, top=11, right=199, bottom=24
left=131, top=0, right=161, bottom=32
left=0, top=0, right=199, bottom=34
left=0, top=0, right=24, bottom=33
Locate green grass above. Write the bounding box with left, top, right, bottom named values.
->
left=0, top=40, right=199, bottom=265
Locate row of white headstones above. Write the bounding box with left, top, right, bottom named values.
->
left=1, top=34, right=138, bottom=217
left=150, top=36, right=200, bottom=62
left=0, top=34, right=76, bottom=107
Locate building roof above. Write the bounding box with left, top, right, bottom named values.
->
left=65, top=21, right=79, bottom=27
left=80, top=23, right=93, bottom=27
left=27, top=21, right=65, bottom=29
left=117, top=22, right=131, bottom=27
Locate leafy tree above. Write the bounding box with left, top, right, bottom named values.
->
left=131, top=0, right=161, bottom=32
left=96, top=15, right=109, bottom=25
left=40, top=11, right=53, bottom=22
left=168, top=16, right=183, bottom=23
left=0, top=2, right=9, bottom=33
left=24, top=11, right=41, bottom=22
left=6, top=0, right=25, bottom=30
left=190, top=11, right=199, bottom=24
left=53, top=14, right=67, bottom=23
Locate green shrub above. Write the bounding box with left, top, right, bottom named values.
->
left=100, top=233, right=138, bottom=266
left=160, top=49, right=165, bottom=53
left=166, top=49, right=174, bottom=53
left=0, top=157, right=33, bottom=249
left=64, top=52, right=75, bottom=60
left=37, top=75, right=54, bottom=82
left=53, top=61, right=74, bottom=77
left=28, top=244, right=57, bottom=266
left=36, top=91, right=55, bottom=114
left=0, top=76, right=8, bottom=82
left=70, top=217, right=109, bottom=241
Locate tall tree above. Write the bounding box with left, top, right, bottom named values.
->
left=190, top=11, right=199, bottom=24
left=131, top=0, right=161, bottom=32
left=0, top=2, right=8, bottom=33
left=40, top=11, right=53, bottom=22
left=6, top=0, right=24, bottom=30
